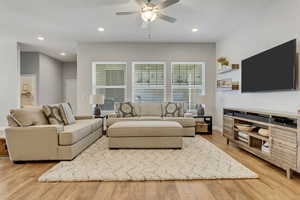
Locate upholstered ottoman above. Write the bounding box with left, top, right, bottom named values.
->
left=107, top=121, right=183, bottom=149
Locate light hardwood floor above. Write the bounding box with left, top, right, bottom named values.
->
left=1, top=132, right=300, bottom=200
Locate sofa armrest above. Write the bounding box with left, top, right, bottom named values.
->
left=5, top=125, right=63, bottom=161
left=75, top=115, right=94, bottom=120
left=184, top=112, right=193, bottom=118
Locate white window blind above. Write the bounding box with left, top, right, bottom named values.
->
left=171, top=62, right=205, bottom=110
left=133, top=62, right=166, bottom=103
left=92, top=62, right=127, bottom=111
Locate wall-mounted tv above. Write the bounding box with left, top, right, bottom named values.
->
left=242, top=39, right=297, bottom=92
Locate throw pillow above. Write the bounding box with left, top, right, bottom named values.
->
left=59, top=103, right=76, bottom=125
left=7, top=114, right=21, bottom=127
left=162, top=102, right=184, bottom=117
left=43, top=104, right=64, bottom=125
left=9, top=107, right=49, bottom=127
left=116, top=102, right=138, bottom=117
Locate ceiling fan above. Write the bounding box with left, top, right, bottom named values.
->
left=116, top=0, right=180, bottom=28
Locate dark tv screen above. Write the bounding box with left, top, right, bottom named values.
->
left=242, top=39, right=297, bottom=92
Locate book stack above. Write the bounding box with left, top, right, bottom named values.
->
left=238, top=131, right=249, bottom=143
left=262, top=142, right=270, bottom=153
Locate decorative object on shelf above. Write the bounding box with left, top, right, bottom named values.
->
left=217, top=57, right=229, bottom=66
left=217, top=57, right=230, bottom=72
left=261, top=142, right=269, bottom=153
left=193, top=95, right=208, bottom=116
left=235, top=123, right=255, bottom=132
left=217, top=79, right=240, bottom=91
left=217, top=64, right=240, bottom=74
left=90, top=95, right=105, bottom=117
left=258, top=128, right=270, bottom=137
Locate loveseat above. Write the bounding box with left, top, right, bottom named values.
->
left=5, top=106, right=102, bottom=162
left=107, top=102, right=195, bottom=137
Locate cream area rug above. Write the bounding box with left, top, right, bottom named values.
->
left=39, top=137, right=257, bottom=182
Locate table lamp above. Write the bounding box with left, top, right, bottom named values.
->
left=193, top=95, right=208, bottom=116
left=89, top=95, right=105, bottom=117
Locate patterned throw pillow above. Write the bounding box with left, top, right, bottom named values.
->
left=43, top=104, right=64, bottom=125
left=59, top=103, right=76, bottom=125
left=7, top=114, right=22, bottom=127
left=115, top=102, right=138, bottom=117
left=162, top=102, right=184, bottom=117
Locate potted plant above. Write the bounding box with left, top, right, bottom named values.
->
left=217, top=57, right=229, bottom=71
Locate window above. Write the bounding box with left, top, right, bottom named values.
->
left=92, top=62, right=127, bottom=111
left=171, top=62, right=205, bottom=110
left=132, top=62, right=166, bottom=103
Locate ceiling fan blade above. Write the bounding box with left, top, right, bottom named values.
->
left=158, top=14, right=176, bottom=23
left=135, top=0, right=146, bottom=6
left=156, top=0, right=180, bottom=9
left=116, top=11, right=138, bottom=15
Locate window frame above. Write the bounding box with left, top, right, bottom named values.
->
left=132, top=61, right=167, bottom=103
left=92, top=61, right=127, bottom=111
left=170, top=62, right=206, bottom=110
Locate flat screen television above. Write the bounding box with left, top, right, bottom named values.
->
left=242, top=39, right=297, bottom=92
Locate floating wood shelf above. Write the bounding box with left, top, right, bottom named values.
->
left=217, top=64, right=240, bottom=74
left=217, top=79, right=239, bottom=91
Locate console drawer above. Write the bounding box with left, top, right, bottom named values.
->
left=271, top=127, right=297, bottom=145
left=223, top=116, right=234, bottom=128
left=223, top=126, right=234, bottom=140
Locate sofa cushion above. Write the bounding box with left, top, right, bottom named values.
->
left=163, top=117, right=195, bottom=127
left=139, top=103, right=162, bottom=116
left=59, top=119, right=102, bottom=145
left=162, top=102, right=184, bottom=117
left=43, top=104, right=64, bottom=125
left=59, top=103, right=76, bottom=125
left=115, top=102, right=138, bottom=117
left=7, top=115, right=21, bottom=127
left=108, top=121, right=182, bottom=137
left=9, top=107, right=49, bottom=127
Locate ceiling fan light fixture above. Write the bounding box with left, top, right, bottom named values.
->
left=141, top=8, right=157, bottom=22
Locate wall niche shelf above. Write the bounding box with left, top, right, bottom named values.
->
left=217, top=64, right=240, bottom=74
left=217, top=78, right=239, bottom=91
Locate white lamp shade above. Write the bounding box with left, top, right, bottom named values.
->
left=193, top=95, right=208, bottom=105
left=89, top=95, right=105, bottom=105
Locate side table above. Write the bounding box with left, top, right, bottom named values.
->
left=193, top=116, right=213, bottom=135
left=94, top=115, right=107, bottom=135
left=0, top=127, right=9, bottom=157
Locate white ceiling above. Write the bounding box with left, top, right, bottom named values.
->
left=0, top=0, right=271, bottom=62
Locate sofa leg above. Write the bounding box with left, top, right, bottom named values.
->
left=13, top=161, right=25, bottom=164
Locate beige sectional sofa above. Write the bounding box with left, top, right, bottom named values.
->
left=5, top=107, right=102, bottom=162
left=107, top=103, right=195, bottom=137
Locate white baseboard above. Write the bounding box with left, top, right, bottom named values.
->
left=213, top=126, right=222, bottom=133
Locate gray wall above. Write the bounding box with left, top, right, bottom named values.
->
left=20, top=52, right=39, bottom=75
left=62, top=62, right=77, bottom=112
left=20, top=52, right=76, bottom=108
left=216, top=0, right=300, bottom=130
left=77, top=42, right=216, bottom=116
left=0, top=41, right=20, bottom=126
left=38, top=53, right=63, bottom=105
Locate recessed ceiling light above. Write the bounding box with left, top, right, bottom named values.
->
left=192, top=28, right=198, bottom=32
left=60, top=52, right=66, bottom=56
left=97, top=27, right=105, bottom=32
left=37, top=36, right=45, bottom=41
